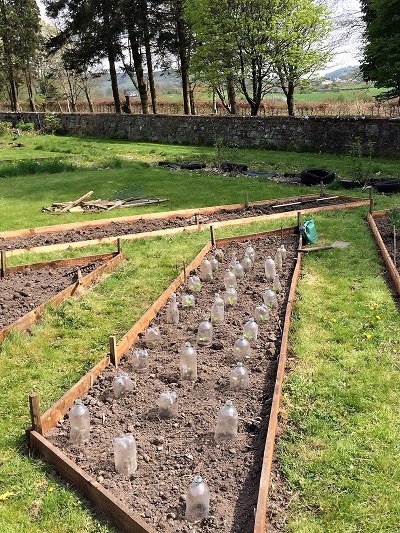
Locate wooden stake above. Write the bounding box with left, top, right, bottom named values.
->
left=210, top=225, right=216, bottom=247
left=29, top=393, right=43, bottom=434
left=280, top=225, right=283, bottom=244
left=297, top=211, right=301, bottom=228
left=245, top=192, right=249, bottom=207
left=195, top=213, right=200, bottom=228
left=394, top=225, right=397, bottom=269
left=77, top=268, right=83, bottom=285
left=369, top=187, right=374, bottom=214
left=1, top=250, right=6, bottom=278
left=109, top=335, right=118, bottom=367
left=183, top=260, right=187, bottom=279
left=320, top=180, right=324, bottom=197
left=117, top=238, right=123, bottom=255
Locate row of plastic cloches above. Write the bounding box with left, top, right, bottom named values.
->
left=67, top=242, right=288, bottom=521
left=68, top=396, right=239, bottom=521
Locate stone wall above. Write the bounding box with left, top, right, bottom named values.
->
left=1, top=112, right=400, bottom=158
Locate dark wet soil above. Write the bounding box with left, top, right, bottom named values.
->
left=0, top=196, right=354, bottom=251
left=0, top=262, right=99, bottom=329
left=48, top=233, right=299, bottom=532
left=375, top=216, right=400, bottom=273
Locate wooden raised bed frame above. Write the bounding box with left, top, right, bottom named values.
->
left=27, top=225, right=302, bottom=533
left=2, top=194, right=369, bottom=257
left=368, top=210, right=400, bottom=295
left=0, top=246, right=124, bottom=344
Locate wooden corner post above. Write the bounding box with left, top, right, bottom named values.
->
left=210, top=225, right=216, bottom=247
left=1, top=250, right=6, bottom=278
left=109, top=335, right=118, bottom=367
left=29, top=393, right=43, bottom=435
left=369, top=187, right=374, bottom=214
left=117, top=238, right=123, bottom=255
left=297, top=211, right=301, bottom=229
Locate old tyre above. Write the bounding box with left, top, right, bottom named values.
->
left=220, top=161, right=248, bottom=173
left=374, top=180, right=400, bottom=193
left=300, top=168, right=336, bottom=185
left=180, top=163, right=206, bottom=170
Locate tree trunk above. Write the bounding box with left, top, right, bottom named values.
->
left=286, top=81, right=295, bottom=116
left=84, top=88, right=94, bottom=113
left=128, top=34, right=149, bottom=114
left=227, top=79, right=237, bottom=114
left=26, top=70, right=36, bottom=112
left=142, top=0, right=157, bottom=114
left=176, top=1, right=190, bottom=115
left=189, top=87, right=196, bottom=115
left=108, top=53, right=121, bottom=113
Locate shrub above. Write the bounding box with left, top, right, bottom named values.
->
left=16, top=121, right=35, bottom=132
left=0, top=121, right=12, bottom=136
left=42, top=114, right=63, bottom=135
left=0, top=159, right=77, bottom=178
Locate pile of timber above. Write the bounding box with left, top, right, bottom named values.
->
left=42, top=191, right=169, bottom=214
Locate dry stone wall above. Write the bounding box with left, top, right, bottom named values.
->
left=1, top=112, right=400, bottom=157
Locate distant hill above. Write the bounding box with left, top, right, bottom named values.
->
left=92, top=70, right=182, bottom=99
left=323, top=65, right=362, bottom=81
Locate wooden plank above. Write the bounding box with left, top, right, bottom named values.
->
left=368, top=213, right=400, bottom=295
left=40, top=357, right=110, bottom=434
left=59, top=191, right=93, bottom=213
left=215, top=226, right=297, bottom=247
left=7, top=252, right=117, bottom=275
left=29, top=431, right=154, bottom=533
left=7, top=198, right=370, bottom=259
left=29, top=394, right=43, bottom=434
left=0, top=194, right=324, bottom=239
left=116, top=241, right=213, bottom=361
left=0, top=253, right=124, bottom=344
left=253, top=236, right=303, bottom=533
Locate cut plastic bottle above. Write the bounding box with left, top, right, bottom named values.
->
left=132, top=348, right=149, bottom=373
left=275, top=249, right=283, bottom=271
left=214, top=400, right=238, bottom=442
left=241, top=255, right=252, bottom=272
left=254, top=304, right=270, bottom=323
left=182, top=293, right=195, bottom=308
left=264, top=256, right=276, bottom=281
left=224, top=268, right=237, bottom=289
left=245, top=245, right=255, bottom=263
left=144, top=326, right=161, bottom=348
left=158, top=390, right=178, bottom=418
left=69, top=399, right=90, bottom=444
left=234, top=335, right=251, bottom=360
left=180, top=342, right=197, bottom=381
left=272, top=274, right=282, bottom=293
left=211, top=292, right=225, bottom=324
left=263, top=288, right=278, bottom=309
left=224, top=287, right=238, bottom=306
left=113, top=373, right=134, bottom=399
left=196, top=319, right=213, bottom=347
left=188, top=275, right=202, bottom=292
left=210, top=255, right=219, bottom=273
left=185, top=474, right=210, bottom=522
left=114, top=434, right=137, bottom=475
left=243, top=317, right=258, bottom=342
left=280, top=244, right=287, bottom=261
left=233, top=259, right=244, bottom=280
left=200, top=258, right=213, bottom=281
left=229, top=362, right=250, bottom=390
left=166, top=293, right=179, bottom=324
left=214, top=248, right=224, bottom=262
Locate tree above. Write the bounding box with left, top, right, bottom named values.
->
left=272, top=0, right=331, bottom=115
left=360, top=0, right=400, bottom=101
left=187, top=0, right=331, bottom=116
left=0, top=0, right=40, bottom=111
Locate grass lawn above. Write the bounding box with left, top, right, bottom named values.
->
left=0, top=134, right=399, bottom=532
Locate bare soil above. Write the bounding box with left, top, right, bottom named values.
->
left=48, top=233, right=298, bottom=532
left=0, top=196, right=353, bottom=251
left=0, top=262, right=100, bottom=329
left=375, top=216, right=400, bottom=274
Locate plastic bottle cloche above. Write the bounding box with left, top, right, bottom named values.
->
left=69, top=399, right=90, bottom=444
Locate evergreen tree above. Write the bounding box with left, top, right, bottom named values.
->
left=361, top=0, right=400, bottom=101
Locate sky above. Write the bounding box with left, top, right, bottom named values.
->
left=37, top=0, right=364, bottom=74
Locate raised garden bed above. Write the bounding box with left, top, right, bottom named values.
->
left=1, top=194, right=369, bottom=256
left=0, top=248, right=124, bottom=343
left=27, top=225, right=302, bottom=533
left=368, top=210, right=400, bottom=295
